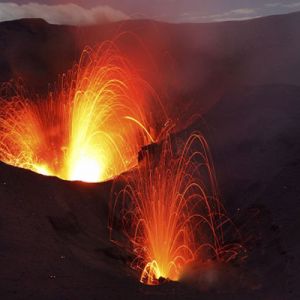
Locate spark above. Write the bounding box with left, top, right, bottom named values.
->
left=110, top=133, right=244, bottom=285
left=0, top=42, right=162, bottom=182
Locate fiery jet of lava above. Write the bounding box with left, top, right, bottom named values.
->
left=0, top=96, right=53, bottom=176
left=110, top=133, right=244, bottom=285
left=0, top=42, right=160, bottom=182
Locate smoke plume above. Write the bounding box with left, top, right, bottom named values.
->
left=0, top=2, right=129, bottom=25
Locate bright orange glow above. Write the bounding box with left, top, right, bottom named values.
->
left=34, top=164, right=52, bottom=177
left=0, top=42, right=159, bottom=182
left=110, top=133, right=244, bottom=285
left=68, top=155, right=103, bottom=182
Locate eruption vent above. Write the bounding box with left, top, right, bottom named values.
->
left=110, top=133, right=244, bottom=285
left=0, top=42, right=160, bottom=182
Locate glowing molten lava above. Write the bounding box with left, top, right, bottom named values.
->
left=110, top=133, right=244, bottom=285
left=0, top=43, right=157, bottom=182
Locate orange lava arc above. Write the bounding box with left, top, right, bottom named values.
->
left=110, top=133, right=244, bottom=285
left=0, top=42, right=157, bottom=182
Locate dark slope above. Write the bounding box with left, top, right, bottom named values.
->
left=0, top=13, right=300, bottom=120
left=0, top=162, right=253, bottom=300
left=0, top=162, right=193, bottom=299
left=0, top=19, right=76, bottom=93
left=0, top=151, right=295, bottom=299
left=171, top=83, right=300, bottom=298
left=204, top=84, right=300, bottom=299
left=204, top=85, right=300, bottom=209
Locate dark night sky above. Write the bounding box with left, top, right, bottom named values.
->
left=0, top=0, right=300, bottom=24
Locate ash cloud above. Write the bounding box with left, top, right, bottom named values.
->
left=197, top=8, right=260, bottom=22
left=0, top=2, right=129, bottom=25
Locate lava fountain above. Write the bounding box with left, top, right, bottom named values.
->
left=0, top=42, right=161, bottom=182
left=109, top=133, right=244, bottom=285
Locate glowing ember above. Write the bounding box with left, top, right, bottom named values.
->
left=69, top=155, right=103, bottom=182
left=0, top=42, right=159, bottom=182
left=110, top=133, right=244, bottom=285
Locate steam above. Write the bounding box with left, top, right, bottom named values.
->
left=0, top=2, right=129, bottom=25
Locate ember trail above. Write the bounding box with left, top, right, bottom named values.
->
left=110, top=133, right=244, bottom=285
left=0, top=42, right=156, bottom=182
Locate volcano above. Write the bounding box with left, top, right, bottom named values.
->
left=0, top=12, right=300, bottom=300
